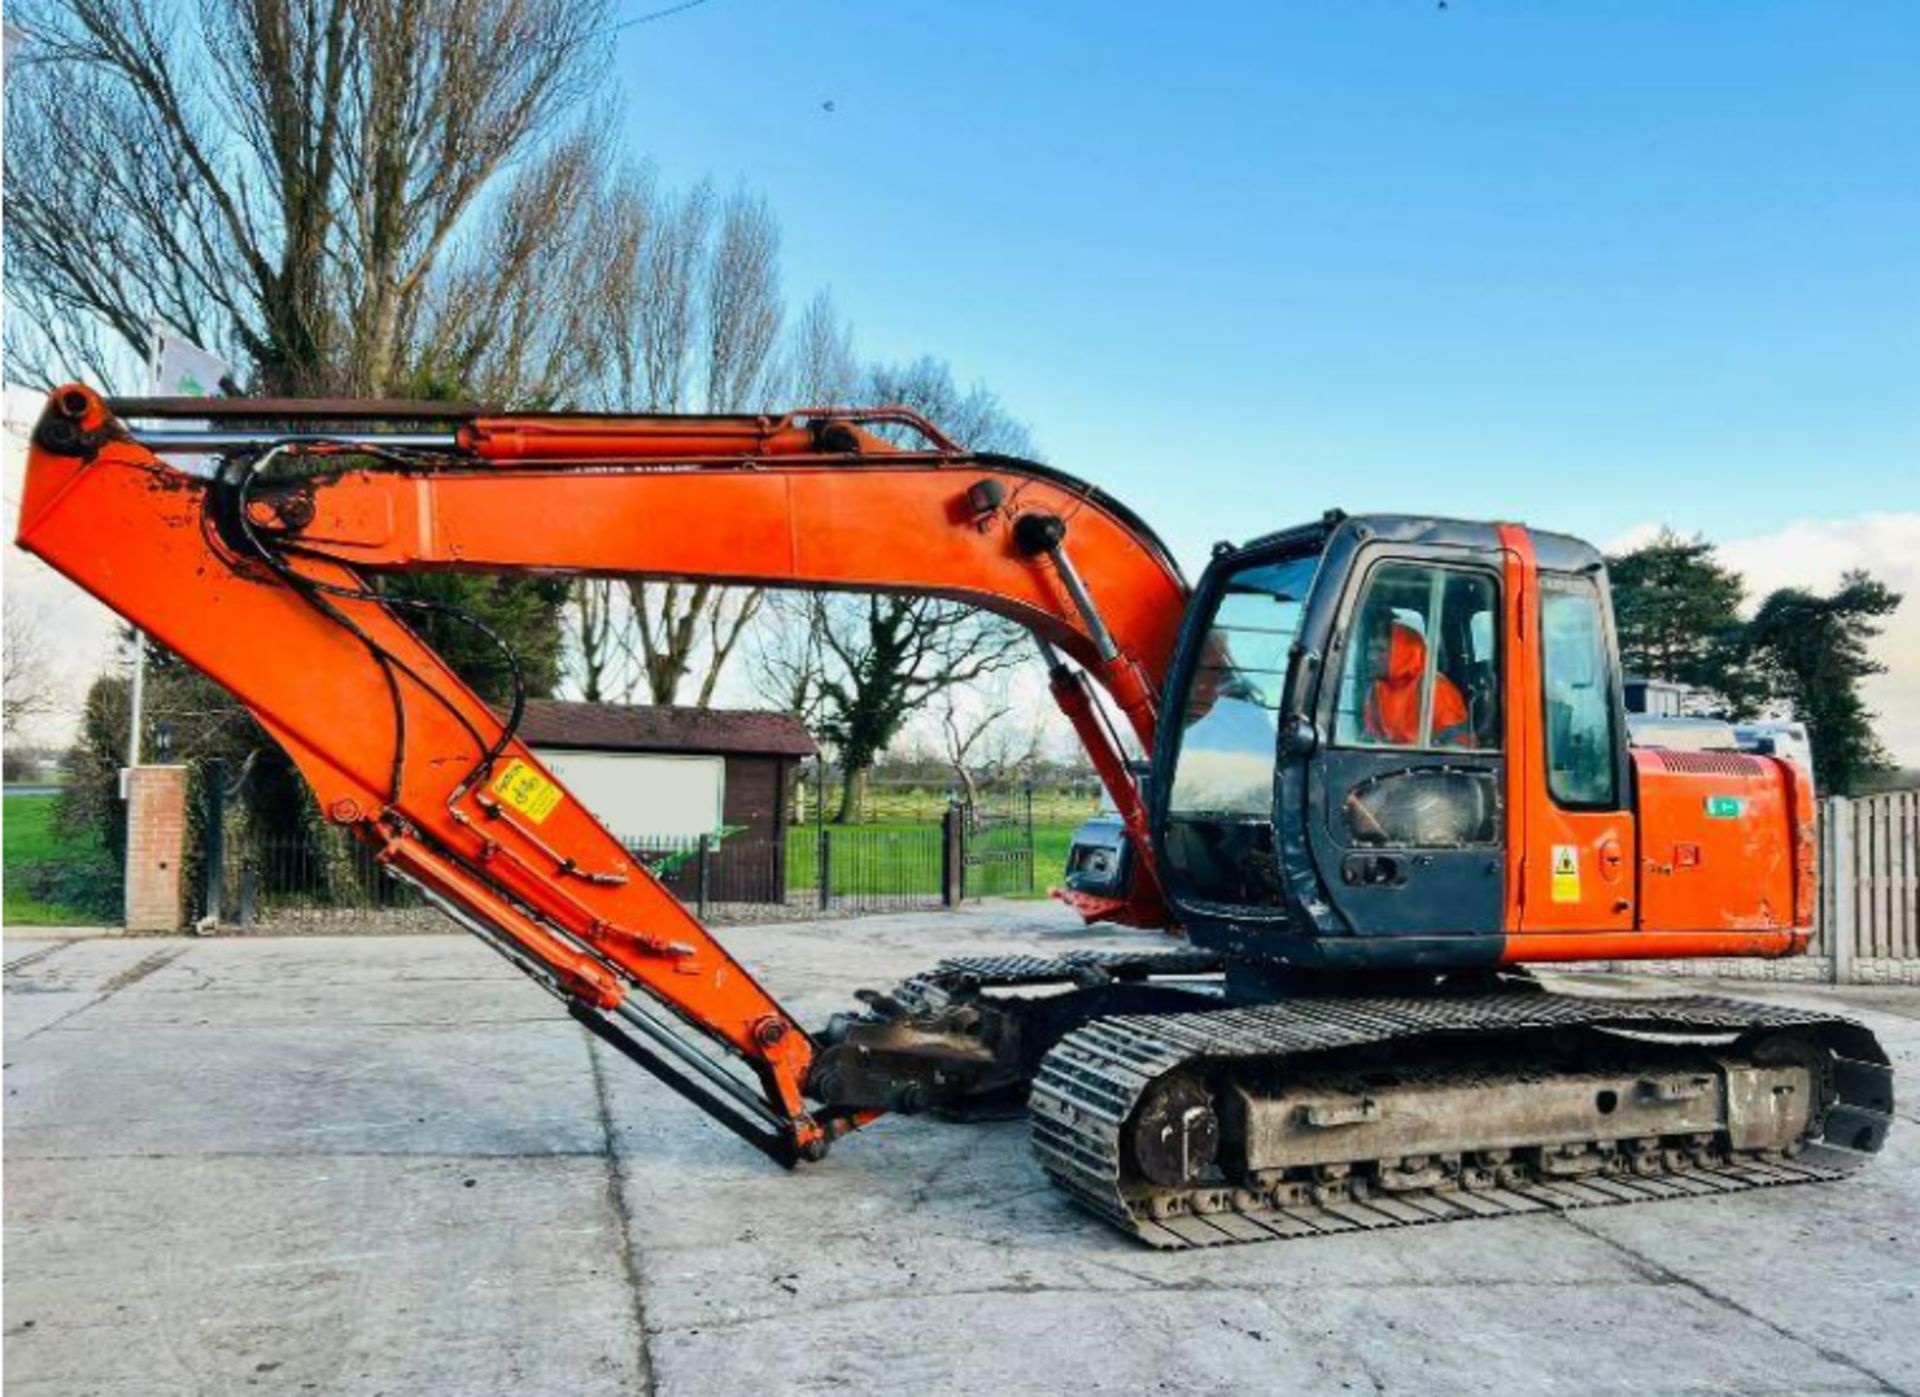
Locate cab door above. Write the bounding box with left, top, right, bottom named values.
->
left=1504, top=535, right=1636, bottom=933
left=1312, top=553, right=1507, bottom=937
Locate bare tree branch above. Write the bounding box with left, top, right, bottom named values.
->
left=704, top=190, right=783, bottom=412
left=938, top=689, right=1014, bottom=812
left=863, top=356, right=1036, bottom=457
left=3, top=593, right=60, bottom=741
left=810, top=594, right=1028, bottom=821
left=5, top=0, right=610, bottom=395
left=568, top=578, right=627, bottom=703
left=601, top=180, right=784, bottom=704
left=696, top=589, right=765, bottom=708
left=637, top=178, right=711, bottom=411
left=787, top=289, right=858, bottom=405
left=747, top=591, right=831, bottom=725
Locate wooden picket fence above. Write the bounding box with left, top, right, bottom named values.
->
left=1819, top=790, right=1920, bottom=977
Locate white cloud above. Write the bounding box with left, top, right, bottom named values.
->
left=1602, top=521, right=1669, bottom=555
left=1609, top=513, right=1920, bottom=766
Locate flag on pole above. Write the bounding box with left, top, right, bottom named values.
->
left=152, top=329, right=232, bottom=399
left=147, top=324, right=233, bottom=479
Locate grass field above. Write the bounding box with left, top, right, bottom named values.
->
left=3, top=794, right=116, bottom=927
left=837, top=788, right=1097, bottom=900
left=1032, top=823, right=1079, bottom=890
left=778, top=819, right=1086, bottom=900
left=818, top=785, right=1101, bottom=827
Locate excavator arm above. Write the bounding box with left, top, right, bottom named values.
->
left=16, top=386, right=1189, bottom=1164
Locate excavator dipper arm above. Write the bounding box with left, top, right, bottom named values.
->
left=16, top=387, right=1189, bottom=1164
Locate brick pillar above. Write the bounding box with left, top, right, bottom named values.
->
left=125, top=765, right=189, bottom=932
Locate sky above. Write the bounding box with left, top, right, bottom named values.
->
left=607, top=0, right=1920, bottom=756
left=6, top=3, right=1917, bottom=758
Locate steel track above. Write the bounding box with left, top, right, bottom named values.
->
left=1022, top=984, right=1894, bottom=1249
left=904, top=947, right=1225, bottom=993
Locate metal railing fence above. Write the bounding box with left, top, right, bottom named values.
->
left=212, top=792, right=1036, bottom=928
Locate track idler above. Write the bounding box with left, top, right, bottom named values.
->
left=1132, top=1076, right=1221, bottom=1188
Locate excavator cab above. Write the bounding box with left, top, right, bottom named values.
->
left=1141, top=513, right=1636, bottom=974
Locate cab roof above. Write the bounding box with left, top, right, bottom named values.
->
left=1233, top=512, right=1605, bottom=576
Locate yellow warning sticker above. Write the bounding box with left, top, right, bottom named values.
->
left=489, top=758, right=563, bottom=825
left=1550, top=844, right=1581, bottom=904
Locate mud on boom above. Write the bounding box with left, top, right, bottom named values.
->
left=18, top=387, right=1892, bottom=1248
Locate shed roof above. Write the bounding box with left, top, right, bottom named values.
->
left=511, top=699, right=817, bottom=758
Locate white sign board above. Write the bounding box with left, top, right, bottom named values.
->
left=534, top=749, right=725, bottom=843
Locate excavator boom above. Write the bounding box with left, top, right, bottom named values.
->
left=17, top=387, right=1186, bottom=1162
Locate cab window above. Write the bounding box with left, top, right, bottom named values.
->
left=1162, top=551, right=1318, bottom=911
left=1540, top=575, right=1619, bottom=807
left=1166, top=554, right=1316, bottom=819
left=1333, top=562, right=1500, bottom=751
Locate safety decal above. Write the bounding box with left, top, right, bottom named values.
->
left=1704, top=796, right=1745, bottom=819
left=1550, top=844, right=1581, bottom=904
left=489, top=758, right=564, bottom=825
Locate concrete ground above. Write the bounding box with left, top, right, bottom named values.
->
left=5, top=907, right=1918, bottom=1397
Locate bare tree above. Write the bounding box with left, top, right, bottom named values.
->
left=579, top=283, right=858, bottom=714
left=415, top=127, right=627, bottom=404
left=788, top=291, right=859, bottom=405
left=864, top=357, right=1037, bottom=457
left=5, top=0, right=610, bottom=394
left=624, top=581, right=768, bottom=707
left=594, top=185, right=785, bottom=706
left=3, top=594, right=59, bottom=741
left=612, top=230, right=853, bottom=710
left=569, top=578, right=627, bottom=704
left=6, top=0, right=608, bottom=864
left=748, top=592, right=833, bottom=724
left=938, top=690, right=1013, bottom=812
left=635, top=178, right=714, bottom=411
left=694, top=590, right=765, bottom=707
left=704, top=193, right=785, bottom=411
left=815, top=596, right=1027, bottom=822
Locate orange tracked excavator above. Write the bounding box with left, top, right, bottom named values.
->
left=16, top=386, right=1892, bottom=1248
